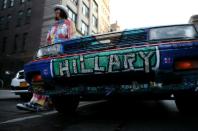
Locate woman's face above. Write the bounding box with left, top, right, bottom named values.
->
left=55, top=9, right=61, bottom=20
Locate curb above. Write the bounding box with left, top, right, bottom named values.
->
left=0, top=90, right=20, bottom=101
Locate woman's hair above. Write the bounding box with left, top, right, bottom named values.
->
left=55, top=8, right=68, bottom=19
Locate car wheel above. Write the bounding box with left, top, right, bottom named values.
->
left=20, top=93, right=33, bottom=101
left=175, top=93, right=198, bottom=114
left=51, top=95, right=79, bottom=114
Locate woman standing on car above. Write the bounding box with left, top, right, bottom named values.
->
left=16, top=4, right=76, bottom=112
left=46, top=4, right=76, bottom=44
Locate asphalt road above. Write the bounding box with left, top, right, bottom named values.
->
left=0, top=96, right=198, bottom=131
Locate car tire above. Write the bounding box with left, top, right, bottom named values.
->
left=175, top=93, right=198, bottom=114
left=20, top=93, right=33, bottom=101
left=51, top=95, right=79, bottom=114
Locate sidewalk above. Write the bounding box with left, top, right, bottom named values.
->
left=0, top=90, right=19, bottom=100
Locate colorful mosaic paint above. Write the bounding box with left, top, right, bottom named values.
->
left=53, top=46, right=160, bottom=77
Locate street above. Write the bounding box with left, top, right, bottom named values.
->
left=0, top=91, right=198, bottom=131
left=0, top=0, right=198, bottom=130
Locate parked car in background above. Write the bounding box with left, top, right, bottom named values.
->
left=11, top=70, right=32, bottom=101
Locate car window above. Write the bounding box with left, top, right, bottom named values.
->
left=149, top=25, right=197, bottom=40
left=18, top=71, right=24, bottom=79
left=64, top=30, right=147, bottom=53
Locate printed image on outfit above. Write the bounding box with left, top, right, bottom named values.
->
left=16, top=4, right=76, bottom=112
left=47, top=19, right=76, bottom=44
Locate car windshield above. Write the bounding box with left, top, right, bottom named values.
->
left=18, top=71, right=24, bottom=79
left=36, top=44, right=62, bottom=58
left=149, top=25, right=197, bottom=40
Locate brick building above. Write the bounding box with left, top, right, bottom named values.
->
left=0, top=0, right=45, bottom=78
left=0, top=0, right=110, bottom=85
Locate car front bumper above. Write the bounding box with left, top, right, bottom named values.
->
left=32, top=74, right=198, bottom=99
left=11, top=86, right=30, bottom=95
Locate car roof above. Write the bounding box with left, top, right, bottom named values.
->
left=18, top=70, right=24, bottom=73
left=39, top=24, right=195, bottom=49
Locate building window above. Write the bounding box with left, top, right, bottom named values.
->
left=16, top=10, right=24, bottom=27
left=8, top=0, right=14, bottom=7
left=92, top=15, right=98, bottom=28
left=5, top=15, right=12, bottom=29
left=25, top=8, right=31, bottom=24
left=22, top=33, right=28, bottom=52
left=82, top=3, right=89, bottom=18
left=13, top=34, right=18, bottom=53
left=67, top=7, right=77, bottom=24
left=0, top=17, right=5, bottom=31
left=2, top=0, right=7, bottom=9
left=81, top=21, right=88, bottom=35
left=2, top=37, right=7, bottom=53
left=20, top=0, right=25, bottom=4
left=93, top=0, right=98, bottom=13
left=70, top=0, right=77, bottom=5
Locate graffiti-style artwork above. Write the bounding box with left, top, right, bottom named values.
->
left=24, top=24, right=198, bottom=97
left=53, top=46, right=160, bottom=77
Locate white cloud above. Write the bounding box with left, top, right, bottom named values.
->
left=110, top=0, right=198, bottom=29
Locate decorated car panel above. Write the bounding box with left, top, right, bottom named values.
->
left=24, top=24, right=198, bottom=96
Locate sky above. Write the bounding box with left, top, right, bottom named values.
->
left=110, top=0, right=198, bottom=30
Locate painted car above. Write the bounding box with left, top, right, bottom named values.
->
left=24, top=24, right=198, bottom=113
left=11, top=70, right=32, bottom=100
